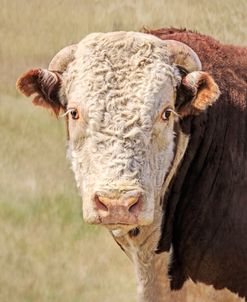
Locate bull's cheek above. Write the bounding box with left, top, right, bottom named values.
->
left=154, top=132, right=175, bottom=191
left=139, top=168, right=155, bottom=222
left=69, top=150, right=85, bottom=190
left=138, top=198, right=155, bottom=225
left=79, top=176, right=98, bottom=223
left=155, top=149, right=174, bottom=190
left=81, top=195, right=100, bottom=224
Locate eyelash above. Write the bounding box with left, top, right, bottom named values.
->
left=60, top=108, right=79, bottom=120
left=161, top=108, right=179, bottom=121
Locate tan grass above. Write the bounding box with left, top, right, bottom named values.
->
left=1, top=0, right=246, bottom=95
left=1, top=1, right=246, bottom=301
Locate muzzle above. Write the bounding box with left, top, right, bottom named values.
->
left=93, top=190, right=142, bottom=225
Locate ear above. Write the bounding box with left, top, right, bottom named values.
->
left=176, top=71, right=220, bottom=117
left=16, top=68, right=64, bottom=116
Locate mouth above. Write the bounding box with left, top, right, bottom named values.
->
left=84, top=211, right=153, bottom=228
left=96, top=214, right=140, bottom=226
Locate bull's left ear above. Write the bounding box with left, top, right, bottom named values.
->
left=177, top=71, right=220, bottom=117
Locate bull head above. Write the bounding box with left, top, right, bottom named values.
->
left=16, top=32, right=220, bottom=233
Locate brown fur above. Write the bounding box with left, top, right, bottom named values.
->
left=146, top=28, right=247, bottom=298
left=16, top=68, right=63, bottom=116
left=178, top=71, right=220, bottom=117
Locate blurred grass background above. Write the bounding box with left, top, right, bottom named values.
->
left=0, top=0, right=246, bottom=301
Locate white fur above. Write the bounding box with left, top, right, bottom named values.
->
left=62, top=32, right=181, bottom=226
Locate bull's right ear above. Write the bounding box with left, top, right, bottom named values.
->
left=16, top=68, right=64, bottom=116
left=176, top=71, right=220, bottom=118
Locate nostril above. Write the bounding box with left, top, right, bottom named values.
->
left=128, top=196, right=141, bottom=214
left=95, top=195, right=108, bottom=211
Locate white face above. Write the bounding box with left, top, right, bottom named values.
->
left=61, top=32, right=181, bottom=228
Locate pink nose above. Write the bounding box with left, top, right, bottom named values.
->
left=94, top=193, right=141, bottom=225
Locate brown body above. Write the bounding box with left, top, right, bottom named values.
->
left=147, top=28, right=247, bottom=298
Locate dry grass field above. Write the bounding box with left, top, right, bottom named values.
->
left=0, top=1, right=246, bottom=301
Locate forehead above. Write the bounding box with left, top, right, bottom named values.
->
left=66, top=32, right=177, bottom=115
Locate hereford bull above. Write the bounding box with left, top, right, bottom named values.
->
left=16, top=28, right=247, bottom=301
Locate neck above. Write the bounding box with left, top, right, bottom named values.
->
left=129, top=210, right=169, bottom=302
left=113, top=206, right=166, bottom=301
left=135, top=252, right=170, bottom=302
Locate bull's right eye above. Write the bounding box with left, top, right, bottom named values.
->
left=161, top=107, right=179, bottom=122
left=161, top=108, right=173, bottom=121
left=70, top=109, right=79, bottom=120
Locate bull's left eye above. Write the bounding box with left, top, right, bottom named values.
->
left=70, top=109, right=79, bottom=120
left=59, top=107, right=80, bottom=119
left=161, top=108, right=172, bottom=121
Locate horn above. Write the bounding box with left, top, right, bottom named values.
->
left=48, top=44, right=77, bottom=72
left=164, top=40, right=202, bottom=72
